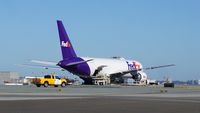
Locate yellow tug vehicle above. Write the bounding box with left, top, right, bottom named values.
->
left=32, top=74, right=67, bottom=87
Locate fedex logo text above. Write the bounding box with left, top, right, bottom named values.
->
left=61, top=41, right=71, bottom=47
left=126, top=61, right=141, bottom=70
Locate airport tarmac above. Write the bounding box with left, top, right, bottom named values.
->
left=0, top=85, right=200, bottom=113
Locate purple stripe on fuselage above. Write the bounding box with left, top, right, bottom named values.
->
left=58, top=57, right=90, bottom=76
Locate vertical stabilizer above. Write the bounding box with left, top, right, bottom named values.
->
left=57, top=20, right=77, bottom=59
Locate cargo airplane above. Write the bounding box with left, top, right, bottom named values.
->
left=30, top=20, right=175, bottom=84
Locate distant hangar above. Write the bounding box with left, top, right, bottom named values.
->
left=0, top=71, right=19, bottom=84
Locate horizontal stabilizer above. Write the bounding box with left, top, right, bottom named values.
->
left=31, top=60, right=57, bottom=66
left=16, top=64, right=65, bottom=71
left=65, top=59, right=93, bottom=66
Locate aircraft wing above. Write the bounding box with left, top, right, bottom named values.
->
left=144, top=64, right=175, bottom=70
left=110, top=64, right=175, bottom=76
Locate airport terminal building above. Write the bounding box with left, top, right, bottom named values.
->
left=0, top=71, right=20, bottom=84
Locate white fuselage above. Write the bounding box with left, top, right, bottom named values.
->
left=82, top=57, right=143, bottom=77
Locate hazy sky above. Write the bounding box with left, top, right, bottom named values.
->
left=0, top=0, right=199, bottom=80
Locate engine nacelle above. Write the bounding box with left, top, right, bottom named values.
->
left=131, top=71, right=147, bottom=81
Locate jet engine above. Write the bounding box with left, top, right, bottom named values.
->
left=131, top=71, right=147, bottom=81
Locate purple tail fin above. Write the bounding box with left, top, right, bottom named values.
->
left=57, top=20, right=77, bottom=60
